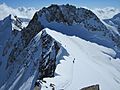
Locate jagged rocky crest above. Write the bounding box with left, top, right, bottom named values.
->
left=0, top=28, right=60, bottom=89
left=37, top=4, right=107, bottom=31
left=39, top=30, right=60, bottom=79
left=21, top=13, right=43, bottom=46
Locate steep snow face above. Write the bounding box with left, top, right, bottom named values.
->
left=40, top=28, right=120, bottom=90
left=0, top=15, right=12, bottom=53
left=0, top=28, right=61, bottom=90
left=0, top=15, right=61, bottom=90
left=0, top=15, right=30, bottom=54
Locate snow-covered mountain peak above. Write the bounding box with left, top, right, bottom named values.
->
left=24, top=4, right=120, bottom=50
left=37, top=4, right=107, bottom=32
left=1, top=4, right=120, bottom=90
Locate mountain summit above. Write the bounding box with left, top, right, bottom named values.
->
left=26, top=4, right=120, bottom=49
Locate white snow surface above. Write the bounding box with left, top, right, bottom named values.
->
left=40, top=28, right=120, bottom=90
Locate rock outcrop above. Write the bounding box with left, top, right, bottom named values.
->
left=81, top=84, right=100, bottom=90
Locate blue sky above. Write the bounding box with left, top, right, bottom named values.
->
left=0, top=0, right=120, bottom=8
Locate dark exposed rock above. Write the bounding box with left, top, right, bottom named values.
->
left=13, top=16, right=22, bottom=29
left=21, top=12, right=44, bottom=46
left=38, top=4, right=107, bottom=31
left=38, top=30, right=60, bottom=79
left=80, top=84, right=100, bottom=90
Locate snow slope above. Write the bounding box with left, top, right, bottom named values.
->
left=0, top=14, right=30, bottom=53
left=0, top=15, right=12, bottom=53
left=0, top=27, right=61, bottom=90
left=40, top=28, right=120, bottom=90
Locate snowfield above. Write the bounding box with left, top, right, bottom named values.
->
left=40, top=28, right=120, bottom=90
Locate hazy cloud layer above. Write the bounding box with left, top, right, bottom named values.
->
left=0, top=3, right=38, bottom=20
left=0, top=3, right=120, bottom=20
left=92, top=7, right=120, bottom=19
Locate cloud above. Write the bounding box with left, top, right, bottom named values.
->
left=72, top=6, right=120, bottom=19
left=92, top=7, right=120, bottom=19
left=0, top=3, right=39, bottom=20
left=0, top=3, right=120, bottom=20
